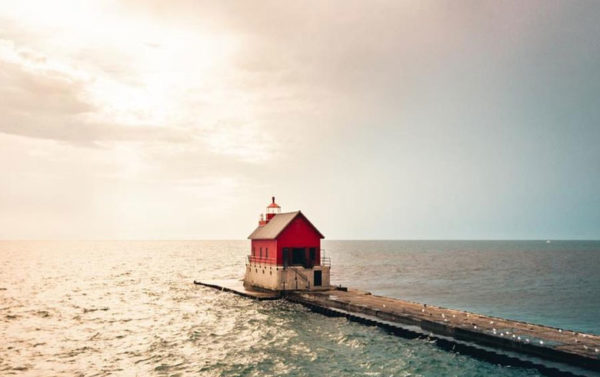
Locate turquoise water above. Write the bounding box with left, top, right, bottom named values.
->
left=1, top=240, right=598, bottom=376
left=324, top=240, right=600, bottom=335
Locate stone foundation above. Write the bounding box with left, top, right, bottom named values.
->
left=243, top=263, right=330, bottom=291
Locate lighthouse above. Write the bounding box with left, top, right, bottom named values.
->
left=244, top=197, right=331, bottom=291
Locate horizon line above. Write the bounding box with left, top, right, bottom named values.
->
left=1, top=238, right=599, bottom=242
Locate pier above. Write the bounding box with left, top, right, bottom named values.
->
left=195, top=279, right=600, bottom=376
left=204, top=198, right=600, bottom=376
left=193, top=279, right=280, bottom=300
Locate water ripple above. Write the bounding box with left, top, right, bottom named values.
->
left=0, top=240, right=571, bottom=376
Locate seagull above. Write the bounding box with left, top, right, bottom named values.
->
left=540, top=340, right=544, bottom=345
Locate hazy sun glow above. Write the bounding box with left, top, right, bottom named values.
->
left=2, top=0, right=242, bottom=140
left=1, top=1, right=599, bottom=239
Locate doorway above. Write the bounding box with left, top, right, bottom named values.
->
left=309, top=248, right=316, bottom=267
left=314, top=270, right=322, bottom=286
left=283, top=248, right=290, bottom=267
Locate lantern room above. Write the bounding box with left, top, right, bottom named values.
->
left=266, top=196, right=281, bottom=221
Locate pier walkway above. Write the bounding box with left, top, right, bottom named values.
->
left=194, top=281, right=600, bottom=376
left=193, top=279, right=280, bottom=300
left=288, top=288, right=600, bottom=374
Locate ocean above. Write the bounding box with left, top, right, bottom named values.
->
left=1, top=240, right=599, bottom=376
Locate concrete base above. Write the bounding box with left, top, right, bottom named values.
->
left=243, top=263, right=330, bottom=292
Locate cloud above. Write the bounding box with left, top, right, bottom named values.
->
left=0, top=40, right=91, bottom=114
left=0, top=38, right=276, bottom=163
left=1, top=1, right=599, bottom=239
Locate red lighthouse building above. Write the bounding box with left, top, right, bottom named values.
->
left=244, top=197, right=331, bottom=291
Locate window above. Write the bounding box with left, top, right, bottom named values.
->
left=260, top=247, right=262, bottom=258
left=266, top=248, right=268, bottom=259
left=291, top=248, right=306, bottom=266
left=252, top=247, right=255, bottom=256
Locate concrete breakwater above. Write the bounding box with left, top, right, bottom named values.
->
left=194, top=280, right=600, bottom=376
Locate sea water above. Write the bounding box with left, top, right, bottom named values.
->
left=1, top=240, right=598, bottom=376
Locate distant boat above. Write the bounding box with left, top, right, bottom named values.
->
left=546, top=240, right=551, bottom=244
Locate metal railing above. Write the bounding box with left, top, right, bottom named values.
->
left=247, top=255, right=276, bottom=264
left=246, top=250, right=331, bottom=267
left=320, top=249, right=331, bottom=267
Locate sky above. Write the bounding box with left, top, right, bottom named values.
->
left=0, top=0, right=599, bottom=240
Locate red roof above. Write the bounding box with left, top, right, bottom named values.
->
left=248, top=211, right=324, bottom=240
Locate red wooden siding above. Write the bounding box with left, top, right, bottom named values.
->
left=276, top=215, right=321, bottom=265
left=250, top=239, right=277, bottom=264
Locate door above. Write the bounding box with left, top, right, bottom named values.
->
left=309, top=248, right=316, bottom=267
left=283, top=248, right=290, bottom=267
left=314, top=270, right=322, bottom=286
